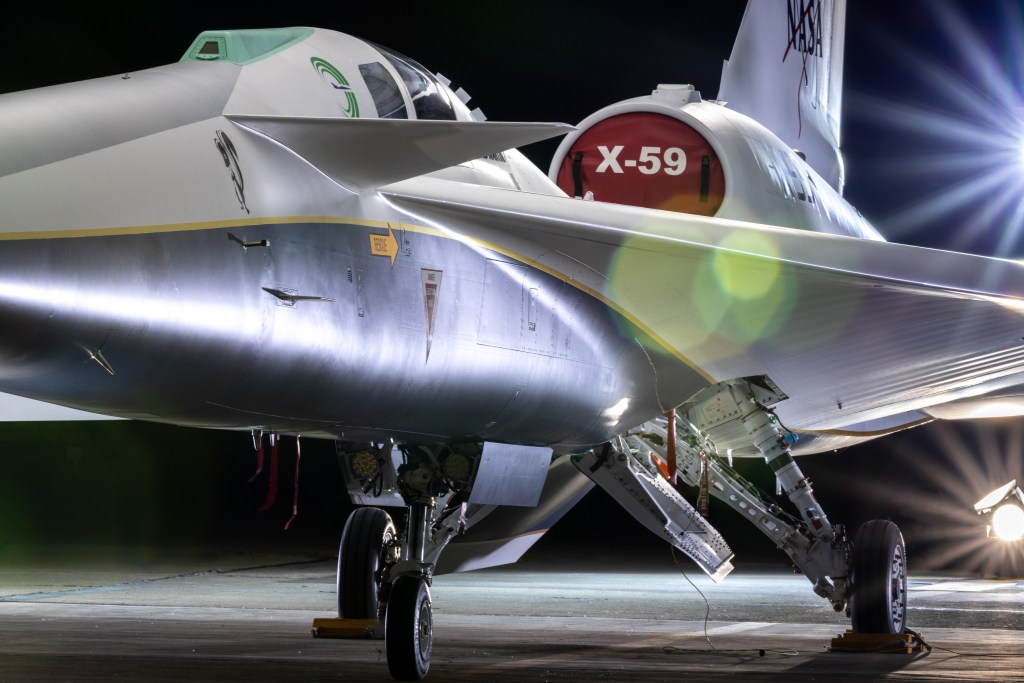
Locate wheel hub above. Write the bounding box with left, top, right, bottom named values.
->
left=417, top=600, right=432, bottom=658
left=889, top=544, right=907, bottom=631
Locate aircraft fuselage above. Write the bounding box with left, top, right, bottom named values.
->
left=0, top=215, right=706, bottom=448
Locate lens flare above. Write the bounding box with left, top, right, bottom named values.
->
left=711, top=232, right=781, bottom=301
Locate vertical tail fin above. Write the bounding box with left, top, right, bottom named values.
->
left=718, top=0, right=847, bottom=193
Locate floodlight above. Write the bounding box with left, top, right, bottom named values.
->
left=974, top=480, right=1024, bottom=541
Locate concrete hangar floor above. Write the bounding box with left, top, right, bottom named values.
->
left=0, top=542, right=1022, bottom=682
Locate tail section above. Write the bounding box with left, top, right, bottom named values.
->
left=718, top=0, right=847, bottom=192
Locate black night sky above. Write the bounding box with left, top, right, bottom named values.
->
left=3, top=1, right=1024, bottom=575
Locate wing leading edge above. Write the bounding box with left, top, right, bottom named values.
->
left=228, top=116, right=574, bottom=190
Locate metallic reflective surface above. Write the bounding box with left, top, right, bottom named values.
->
left=0, top=221, right=683, bottom=447
left=5, top=27, right=1024, bottom=454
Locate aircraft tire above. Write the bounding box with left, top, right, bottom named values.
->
left=386, top=575, right=432, bottom=681
left=337, top=506, right=395, bottom=619
left=850, top=519, right=907, bottom=633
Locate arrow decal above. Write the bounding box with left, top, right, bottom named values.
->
left=369, top=225, right=399, bottom=267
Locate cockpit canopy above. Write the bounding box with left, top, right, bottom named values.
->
left=371, top=44, right=456, bottom=121
left=182, top=28, right=459, bottom=121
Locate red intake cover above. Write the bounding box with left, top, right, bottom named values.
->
left=554, top=112, right=724, bottom=216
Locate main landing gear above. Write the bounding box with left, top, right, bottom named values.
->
left=579, top=377, right=909, bottom=637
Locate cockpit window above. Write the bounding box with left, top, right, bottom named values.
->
left=374, top=45, right=456, bottom=121
left=358, top=62, right=408, bottom=119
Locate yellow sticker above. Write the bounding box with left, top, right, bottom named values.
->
left=369, top=225, right=399, bottom=267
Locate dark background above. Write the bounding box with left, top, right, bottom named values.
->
left=3, top=1, right=1024, bottom=575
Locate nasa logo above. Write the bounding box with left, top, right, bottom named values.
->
left=785, top=0, right=823, bottom=60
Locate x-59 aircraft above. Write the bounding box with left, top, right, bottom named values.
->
left=4, top=0, right=1024, bottom=679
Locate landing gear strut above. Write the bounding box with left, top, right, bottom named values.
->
left=338, top=501, right=438, bottom=680
left=337, top=441, right=557, bottom=680
left=337, top=503, right=439, bottom=680
left=382, top=444, right=486, bottom=680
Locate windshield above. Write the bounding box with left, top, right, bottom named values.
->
left=374, top=45, right=456, bottom=121
left=358, top=62, right=409, bottom=119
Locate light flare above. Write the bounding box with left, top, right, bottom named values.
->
left=845, top=420, right=1024, bottom=575
left=850, top=2, right=1024, bottom=256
